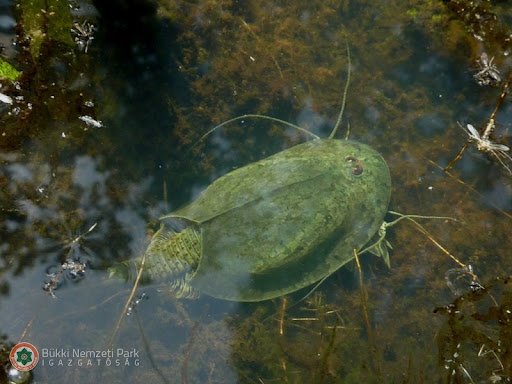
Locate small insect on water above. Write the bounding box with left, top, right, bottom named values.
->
left=447, top=72, right=512, bottom=174
left=71, top=20, right=95, bottom=53
left=463, top=122, right=509, bottom=152
left=473, top=52, right=501, bottom=87
left=460, top=121, right=512, bottom=174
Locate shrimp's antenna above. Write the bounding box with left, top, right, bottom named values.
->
left=194, top=114, right=319, bottom=148
left=329, top=42, right=351, bottom=139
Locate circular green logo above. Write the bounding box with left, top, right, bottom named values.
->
left=9, top=342, right=39, bottom=371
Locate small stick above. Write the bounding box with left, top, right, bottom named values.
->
left=240, top=19, right=284, bottom=79
left=353, top=249, right=382, bottom=377
left=482, top=72, right=512, bottom=140
left=108, top=250, right=147, bottom=347
left=278, top=297, right=287, bottom=336
left=134, top=313, right=170, bottom=384
left=18, top=318, right=34, bottom=342
left=181, top=321, right=200, bottom=384
left=354, top=250, right=371, bottom=334
left=277, top=297, right=289, bottom=382
left=396, top=214, right=480, bottom=284
left=404, top=217, right=466, bottom=269
left=445, top=142, right=468, bottom=172
left=429, top=158, right=512, bottom=221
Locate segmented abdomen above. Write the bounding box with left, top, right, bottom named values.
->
left=143, top=226, right=201, bottom=282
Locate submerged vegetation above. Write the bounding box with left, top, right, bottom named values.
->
left=436, top=275, right=512, bottom=382
left=0, top=58, right=20, bottom=81
left=17, top=0, right=74, bottom=60
left=1, top=0, right=512, bottom=383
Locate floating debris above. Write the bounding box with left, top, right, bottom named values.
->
left=435, top=276, right=512, bottom=383
left=71, top=20, right=95, bottom=53
left=445, top=264, right=483, bottom=296
left=0, top=92, right=13, bottom=105
left=126, top=292, right=148, bottom=316
left=43, top=259, right=87, bottom=297
left=61, top=259, right=87, bottom=279
left=79, top=115, right=103, bottom=128
left=42, top=223, right=98, bottom=296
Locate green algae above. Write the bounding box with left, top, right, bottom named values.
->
left=18, top=0, right=74, bottom=60
left=435, top=275, right=512, bottom=381
left=0, top=58, right=21, bottom=81
left=0, top=0, right=96, bottom=151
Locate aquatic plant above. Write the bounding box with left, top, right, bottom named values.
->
left=17, top=0, right=74, bottom=60
left=0, top=58, right=21, bottom=81
left=435, top=275, right=512, bottom=382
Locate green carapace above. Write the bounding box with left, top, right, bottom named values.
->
left=141, top=48, right=391, bottom=302
left=142, top=138, right=391, bottom=302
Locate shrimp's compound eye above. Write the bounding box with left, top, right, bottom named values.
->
left=345, top=156, right=364, bottom=176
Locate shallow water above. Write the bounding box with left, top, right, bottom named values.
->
left=1, top=0, right=512, bottom=383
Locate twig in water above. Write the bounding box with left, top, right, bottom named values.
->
left=134, top=311, right=170, bottom=384
left=240, top=19, right=283, bottom=79
left=353, top=249, right=382, bottom=378
left=108, top=250, right=147, bottom=347
left=181, top=321, right=200, bottom=384
left=428, top=158, right=512, bottom=221
left=277, top=297, right=289, bottom=382
left=18, top=318, right=34, bottom=342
